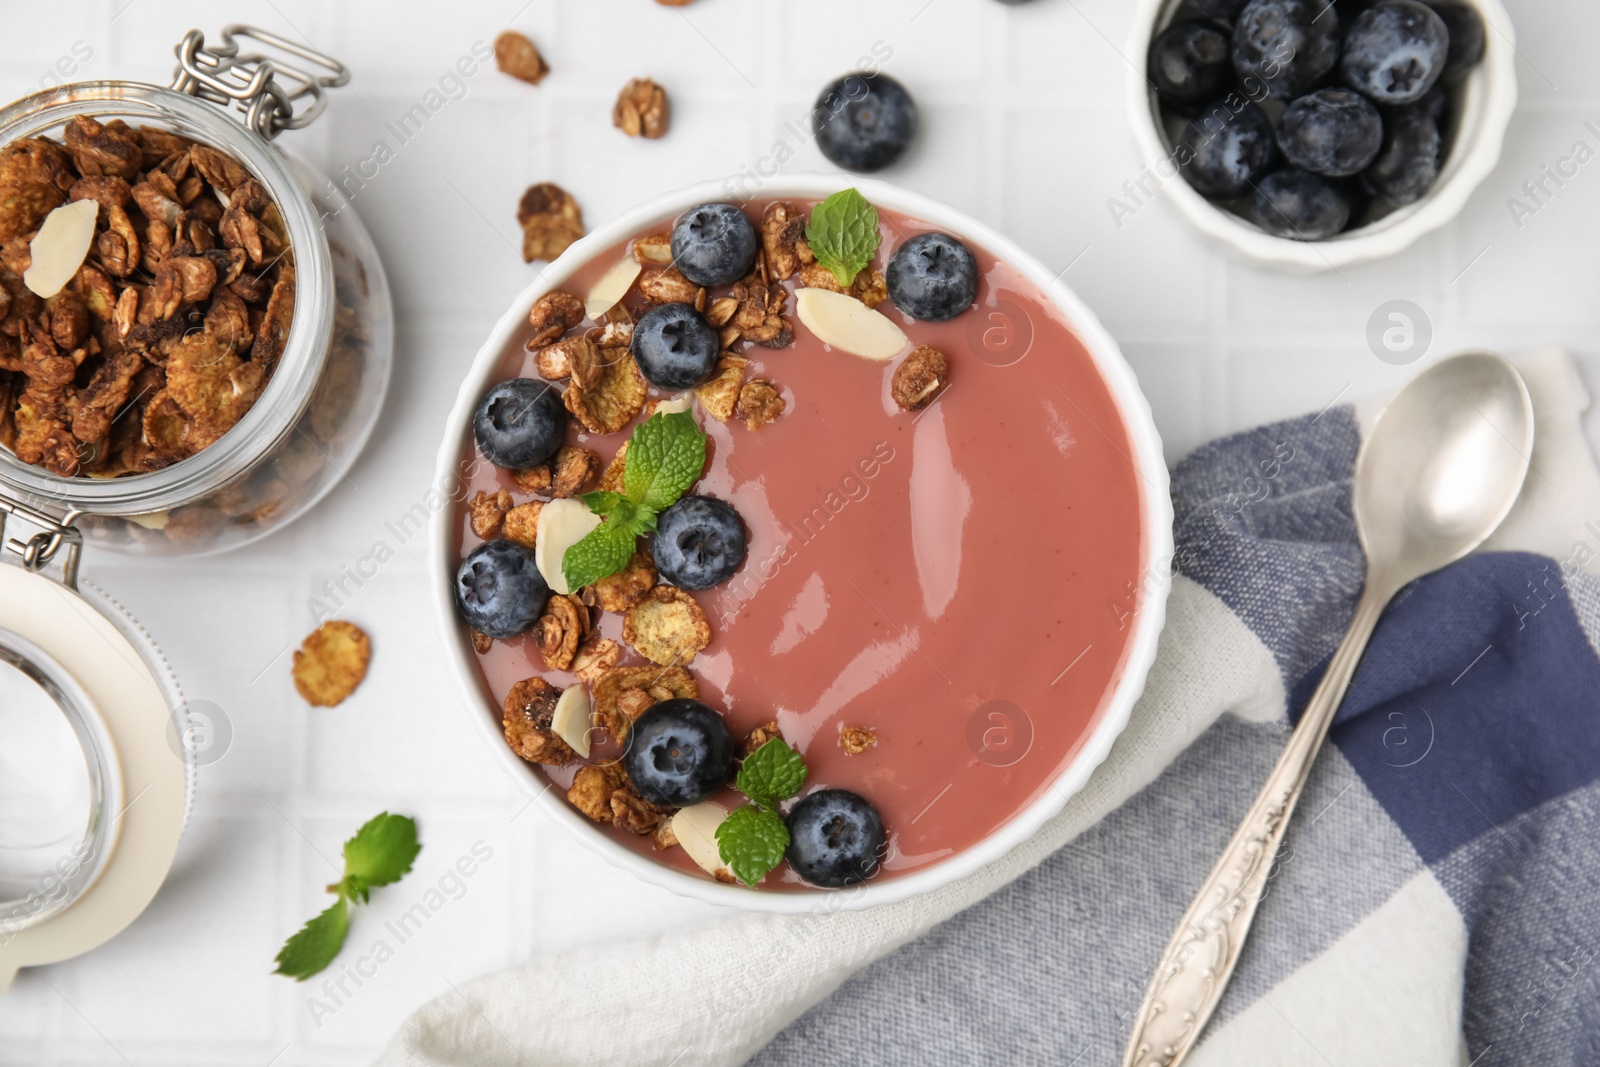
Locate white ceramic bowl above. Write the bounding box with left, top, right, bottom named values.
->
left=429, top=175, right=1173, bottom=913
left=1126, top=0, right=1518, bottom=272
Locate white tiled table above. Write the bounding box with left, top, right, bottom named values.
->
left=2, top=0, right=1597, bottom=1062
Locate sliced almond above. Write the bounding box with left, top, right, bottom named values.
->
left=794, top=287, right=908, bottom=361
left=654, top=392, right=694, bottom=415
left=535, top=497, right=603, bottom=595
left=670, top=801, right=732, bottom=879
left=550, top=684, right=593, bottom=759
left=24, top=199, right=98, bottom=298
left=585, top=256, right=642, bottom=320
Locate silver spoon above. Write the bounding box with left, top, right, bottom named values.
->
left=1121, top=351, right=1534, bottom=1067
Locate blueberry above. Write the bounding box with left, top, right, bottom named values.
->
left=631, top=303, right=719, bottom=390
left=473, top=378, right=565, bottom=469
left=1176, top=99, right=1277, bottom=198
left=454, top=540, right=549, bottom=639
left=1276, top=88, right=1384, bottom=176
left=1416, top=84, right=1448, bottom=121
left=1424, top=0, right=1485, bottom=84
left=812, top=73, right=918, bottom=173
left=1232, top=0, right=1342, bottom=100
left=655, top=496, right=748, bottom=591
left=1248, top=168, right=1352, bottom=239
left=623, top=699, right=735, bottom=808
left=670, top=203, right=758, bottom=287
left=1340, top=0, right=1449, bottom=105
left=1362, top=104, right=1440, bottom=203
left=785, top=789, right=886, bottom=888
left=885, top=233, right=978, bottom=322
left=1149, top=20, right=1235, bottom=108
left=1186, top=0, right=1248, bottom=18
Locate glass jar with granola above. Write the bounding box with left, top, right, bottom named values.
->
left=0, top=27, right=393, bottom=555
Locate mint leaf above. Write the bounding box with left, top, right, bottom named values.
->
left=274, top=897, right=348, bottom=981
left=624, top=411, right=706, bottom=511
left=804, top=188, right=880, bottom=287
left=736, top=738, right=808, bottom=810
left=562, top=518, right=641, bottom=591
left=715, top=805, right=790, bottom=886
left=582, top=490, right=626, bottom=516
left=342, top=812, right=421, bottom=891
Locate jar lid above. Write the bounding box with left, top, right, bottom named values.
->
left=0, top=507, right=188, bottom=990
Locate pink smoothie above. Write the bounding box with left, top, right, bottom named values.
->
left=455, top=200, right=1146, bottom=887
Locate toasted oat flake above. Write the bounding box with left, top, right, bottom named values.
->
left=693, top=356, right=746, bottom=422
left=735, top=380, right=785, bottom=429
left=592, top=664, right=698, bottom=740
left=292, top=621, right=371, bottom=707
left=623, top=586, right=711, bottom=666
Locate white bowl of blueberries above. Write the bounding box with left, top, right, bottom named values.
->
left=1127, top=0, right=1516, bottom=271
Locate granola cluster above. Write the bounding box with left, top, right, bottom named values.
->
left=0, top=117, right=293, bottom=478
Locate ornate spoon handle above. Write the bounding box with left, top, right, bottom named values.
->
left=1120, top=585, right=1389, bottom=1067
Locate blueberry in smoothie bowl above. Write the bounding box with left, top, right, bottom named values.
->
left=443, top=184, right=1158, bottom=897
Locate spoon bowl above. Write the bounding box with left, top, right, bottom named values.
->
left=1354, top=352, right=1535, bottom=592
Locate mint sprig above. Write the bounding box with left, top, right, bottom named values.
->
left=715, top=738, right=809, bottom=886
left=715, top=806, right=789, bottom=888
left=736, top=738, right=807, bottom=811
left=274, top=813, right=420, bottom=980
left=805, top=188, right=880, bottom=287
left=563, top=411, right=706, bottom=590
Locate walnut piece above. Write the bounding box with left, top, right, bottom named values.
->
left=613, top=78, right=670, bottom=139
left=735, top=380, right=784, bottom=430
left=611, top=788, right=672, bottom=835
left=839, top=725, right=878, bottom=755
left=503, top=677, right=576, bottom=765
left=638, top=267, right=703, bottom=307
left=517, top=183, right=584, bottom=263
left=623, top=586, right=712, bottom=667
left=469, top=489, right=513, bottom=538
left=494, top=31, right=548, bottom=85
left=892, top=344, right=949, bottom=411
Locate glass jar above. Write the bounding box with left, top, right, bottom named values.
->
left=0, top=28, right=392, bottom=555
left=0, top=498, right=192, bottom=990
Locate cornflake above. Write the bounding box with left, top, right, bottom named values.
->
left=292, top=620, right=371, bottom=708
left=623, top=586, right=712, bottom=666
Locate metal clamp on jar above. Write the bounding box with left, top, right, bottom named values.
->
left=0, top=25, right=388, bottom=989
left=0, top=25, right=393, bottom=555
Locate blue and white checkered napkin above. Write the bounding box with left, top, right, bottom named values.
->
left=381, top=350, right=1600, bottom=1067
